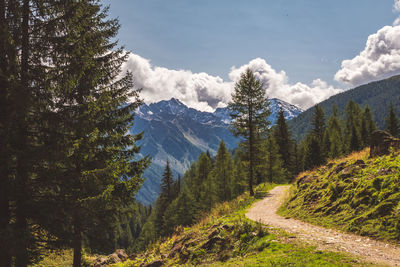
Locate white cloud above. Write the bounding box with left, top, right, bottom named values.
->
left=229, top=58, right=342, bottom=110
left=394, top=0, right=400, bottom=12
left=122, top=53, right=233, bottom=112
left=123, top=54, right=342, bottom=111
left=334, top=25, right=400, bottom=86
left=393, top=0, right=400, bottom=25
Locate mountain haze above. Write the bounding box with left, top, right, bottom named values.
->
left=131, top=98, right=303, bottom=204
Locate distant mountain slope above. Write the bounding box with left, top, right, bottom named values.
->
left=289, top=75, right=400, bottom=141
left=131, top=98, right=303, bottom=204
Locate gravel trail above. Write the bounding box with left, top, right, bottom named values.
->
left=246, top=185, right=400, bottom=266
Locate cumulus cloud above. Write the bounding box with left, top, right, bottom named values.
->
left=229, top=58, right=342, bottom=110
left=334, top=25, right=400, bottom=86
left=122, top=53, right=233, bottom=112
left=123, top=54, right=342, bottom=111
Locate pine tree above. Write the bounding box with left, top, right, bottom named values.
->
left=160, top=160, right=174, bottom=203
left=195, top=153, right=213, bottom=204
left=361, top=105, right=376, bottom=147
left=264, top=135, right=287, bottom=183
left=325, top=105, right=343, bottom=159
left=291, top=142, right=302, bottom=175
left=304, top=135, right=325, bottom=169
left=163, top=186, right=197, bottom=234
left=305, top=104, right=327, bottom=166
left=344, top=100, right=362, bottom=153
left=41, top=2, right=150, bottom=266
left=386, top=103, right=399, bottom=137
left=232, top=149, right=247, bottom=197
left=311, top=105, right=326, bottom=142
left=228, top=68, right=271, bottom=196
left=154, top=161, right=175, bottom=236
left=210, top=140, right=234, bottom=202
left=273, top=108, right=292, bottom=169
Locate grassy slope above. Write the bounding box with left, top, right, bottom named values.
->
left=280, top=149, right=400, bottom=243
left=112, top=184, right=370, bottom=267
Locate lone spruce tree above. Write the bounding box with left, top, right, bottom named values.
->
left=228, top=68, right=270, bottom=196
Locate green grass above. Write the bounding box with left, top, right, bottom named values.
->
left=113, top=183, right=371, bottom=267
left=33, top=249, right=95, bottom=267
left=279, top=149, right=400, bottom=243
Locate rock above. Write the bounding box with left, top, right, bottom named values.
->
left=114, top=249, right=128, bottom=261
left=339, top=166, right=361, bottom=179
left=201, top=236, right=229, bottom=250
left=332, top=162, right=348, bottom=174
left=92, top=249, right=128, bottom=267
left=376, top=168, right=397, bottom=176
left=296, top=175, right=318, bottom=187
left=143, top=260, right=163, bottom=267
left=370, top=130, right=400, bottom=157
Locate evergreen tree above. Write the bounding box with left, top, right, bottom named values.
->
left=195, top=153, right=213, bottom=205
left=154, top=161, right=175, bottom=236
left=210, top=140, right=234, bottom=202
left=264, top=135, right=288, bottom=183
left=232, top=148, right=247, bottom=197
left=386, top=103, right=399, bottom=137
left=304, top=104, right=327, bottom=167
left=273, top=108, right=292, bottom=169
left=304, top=135, right=325, bottom=169
left=311, top=105, right=326, bottom=143
left=228, top=68, right=271, bottom=196
left=160, top=160, right=174, bottom=202
left=361, top=105, right=376, bottom=147
left=291, top=142, right=302, bottom=175
left=349, top=125, right=361, bottom=151
left=344, top=100, right=362, bottom=153
left=41, top=2, right=150, bottom=266
left=325, top=105, right=343, bottom=159
left=162, top=186, right=197, bottom=234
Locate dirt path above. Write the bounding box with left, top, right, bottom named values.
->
left=246, top=185, right=400, bottom=266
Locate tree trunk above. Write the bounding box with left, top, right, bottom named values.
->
left=248, top=110, right=254, bottom=196
left=15, top=0, right=30, bottom=266
left=72, top=223, right=82, bottom=267
left=0, top=0, right=11, bottom=265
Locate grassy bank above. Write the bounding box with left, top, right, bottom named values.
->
left=280, top=149, right=400, bottom=243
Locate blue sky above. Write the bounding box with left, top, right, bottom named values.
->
left=101, top=0, right=400, bottom=111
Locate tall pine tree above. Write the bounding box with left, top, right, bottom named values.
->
left=228, top=68, right=270, bottom=196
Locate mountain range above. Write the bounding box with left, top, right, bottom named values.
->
left=131, top=98, right=303, bottom=204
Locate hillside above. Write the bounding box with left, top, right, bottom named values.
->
left=132, top=98, right=302, bottom=204
left=280, top=148, right=400, bottom=243
left=105, top=184, right=369, bottom=267
left=289, top=75, right=400, bottom=140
